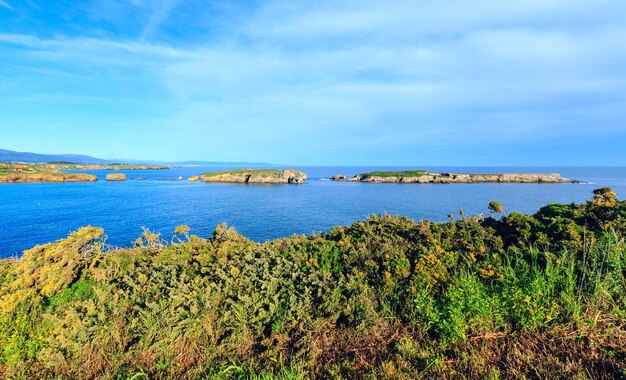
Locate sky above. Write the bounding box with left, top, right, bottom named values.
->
left=0, top=0, right=625, bottom=165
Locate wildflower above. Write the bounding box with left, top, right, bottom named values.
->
left=479, top=266, right=495, bottom=277
left=174, top=225, right=190, bottom=235
left=230, top=266, right=240, bottom=277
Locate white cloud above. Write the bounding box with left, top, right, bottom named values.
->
left=1, top=0, right=626, bottom=163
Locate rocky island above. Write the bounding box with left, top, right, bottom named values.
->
left=105, top=173, right=127, bottom=181
left=0, top=163, right=97, bottom=183
left=200, top=168, right=307, bottom=184
left=332, top=170, right=579, bottom=184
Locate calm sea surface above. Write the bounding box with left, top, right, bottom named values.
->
left=1, top=166, right=624, bottom=257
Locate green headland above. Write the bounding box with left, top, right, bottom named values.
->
left=0, top=163, right=97, bottom=183
left=0, top=163, right=171, bottom=183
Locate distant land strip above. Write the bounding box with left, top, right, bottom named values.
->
left=1, top=164, right=584, bottom=184
left=331, top=170, right=581, bottom=184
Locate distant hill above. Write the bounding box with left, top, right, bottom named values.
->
left=0, top=149, right=110, bottom=164
left=0, top=148, right=277, bottom=167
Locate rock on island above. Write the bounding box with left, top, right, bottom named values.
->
left=200, top=169, right=307, bottom=184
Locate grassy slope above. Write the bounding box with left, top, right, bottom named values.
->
left=0, top=189, right=625, bottom=379
left=358, top=170, right=427, bottom=178
left=0, top=163, right=68, bottom=177
left=0, top=172, right=66, bottom=176
left=0, top=163, right=167, bottom=176
left=0, top=171, right=67, bottom=177
left=201, top=168, right=282, bottom=177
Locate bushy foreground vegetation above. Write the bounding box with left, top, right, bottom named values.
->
left=1, top=188, right=625, bottom=379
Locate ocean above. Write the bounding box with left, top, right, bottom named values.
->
left=1, top=166, right=624, bottom=258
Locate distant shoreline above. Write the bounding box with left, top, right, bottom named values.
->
left=331, top=170, right=581, bottom=184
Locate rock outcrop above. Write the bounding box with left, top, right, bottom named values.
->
left=331, top=175, right=347, bottom=181
left=200, top=169, right=307, bottom=184
left=0, top=163, right=98, bottom=183
left=188, top=176, right=199, bottom=182
left=334, top=171, right=580, bottom=184
left=106, top=173, right=127, bottom=181
left=0, top=173, right=97, bottom=183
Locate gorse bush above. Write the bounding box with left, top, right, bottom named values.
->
left=1, top=189, right=626, bottom=379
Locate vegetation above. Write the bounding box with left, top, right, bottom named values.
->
left=357, top=170, right=427, bottom=179
left=1, top=189, right=626, bottom=379
left=0, top=163, right=58, bottom=175
left=201, top=169, right=283, bottom=178
left=488, top=200, right=503, bottom=215
left=0, top=163, right=169, bottom=174
left=0, top=163, right=97, bottom=183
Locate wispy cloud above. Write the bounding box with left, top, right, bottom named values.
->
left=140, top=0, right=182, bottom=40
left=0, top=0, right=13, bottom=10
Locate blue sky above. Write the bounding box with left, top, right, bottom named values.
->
left=0, top=0, right=625, bottom=165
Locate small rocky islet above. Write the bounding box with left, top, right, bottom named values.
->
left=199, top=168, right=307, bottom=184
left=105, top=173, right=127, bottom=181
left=331, top=170, right=580, bottom=184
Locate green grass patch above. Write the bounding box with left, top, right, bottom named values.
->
left=48, top=278, right=97, bottom=309
left=358, top=169, right=427, bottom=178
left=201, top=168, right=282, bottom=177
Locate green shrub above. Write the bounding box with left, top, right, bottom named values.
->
left=0, top=189, right=625, bottom=379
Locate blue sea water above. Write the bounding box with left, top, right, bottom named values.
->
left=1, top=166, right=625, bottom=258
